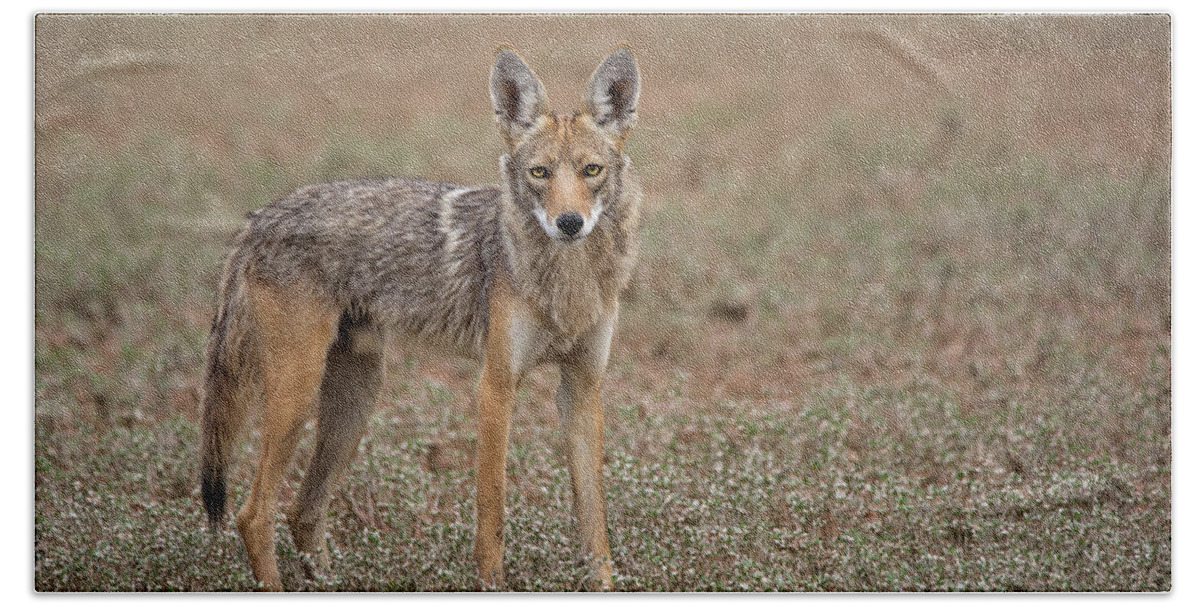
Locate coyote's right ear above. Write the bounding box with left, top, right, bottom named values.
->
left=584, top=47, right=640, bottom=139
left=491, top=49, right=548, bottom=143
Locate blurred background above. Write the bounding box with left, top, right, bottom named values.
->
left=35, top=14, right=1171, bottom=591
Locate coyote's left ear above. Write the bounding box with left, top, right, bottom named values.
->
left=491, top=48, right=548, bottom=143
left=584, top=47, right=640, bottom=139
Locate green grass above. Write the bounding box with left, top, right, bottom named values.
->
left=34, top=376, right=1168, bottom=591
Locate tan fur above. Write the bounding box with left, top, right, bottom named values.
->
left=473, top=274, right=517, bottom=587
left=557, top=314, right=616, bottom=585
left=199, top=47, right=641, bottom=592
left=237, top=279, right=339, bottom=591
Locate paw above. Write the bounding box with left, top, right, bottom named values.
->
left=587, top=559, right=614, bottom=592
left=476, top=562, right=506, bottom=591
left=297, top=549, right=332, bottom=581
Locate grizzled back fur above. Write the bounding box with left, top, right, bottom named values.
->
left=236, top=178, right=510, bottom=356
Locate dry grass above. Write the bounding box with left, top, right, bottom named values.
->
left=34, top=14, right=1170, bottom=591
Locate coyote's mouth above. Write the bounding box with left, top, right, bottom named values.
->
left=532, top=200, right=605, bottom=242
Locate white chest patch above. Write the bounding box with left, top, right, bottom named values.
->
left=507, top=303, right=549, bottom=379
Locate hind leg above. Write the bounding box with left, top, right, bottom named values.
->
left=289, top=316, right=384, bottom=578
left=235, top=280, right=338, bottom=591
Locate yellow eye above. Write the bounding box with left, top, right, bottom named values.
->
left=583, top=164, right=603, bottom=177
left=529, top=166, right=549, bottom=179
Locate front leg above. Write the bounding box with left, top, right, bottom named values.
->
left=474, top=356, right=515, bottom=589
left=474, top=277, right=533, bottom=589
left=556, top=313, right=617, bottom=591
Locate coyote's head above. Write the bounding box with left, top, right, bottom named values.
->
left=490, top=47, right=640, bottom=243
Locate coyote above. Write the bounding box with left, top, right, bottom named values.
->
left=198, top=47, right=641, bottom=591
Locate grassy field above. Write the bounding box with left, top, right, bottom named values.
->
left=34, top=14, right=1170, bottom=591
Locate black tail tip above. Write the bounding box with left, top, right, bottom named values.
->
left=201, top=474, right=226, bottom=529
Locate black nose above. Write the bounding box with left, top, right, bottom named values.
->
left=556, top=212, right=584, bottom=237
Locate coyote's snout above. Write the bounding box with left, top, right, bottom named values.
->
left=199, top=47, right=641, bottom=592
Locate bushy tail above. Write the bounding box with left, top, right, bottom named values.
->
left=199, top=246, right=260, bottom=529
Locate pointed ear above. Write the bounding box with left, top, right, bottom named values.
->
left=490, top=48, right=548, bottom=142
left=584, top=46, right=640, bottom=138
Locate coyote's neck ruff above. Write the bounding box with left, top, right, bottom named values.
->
left=201, top=47, right=641, bottom=591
